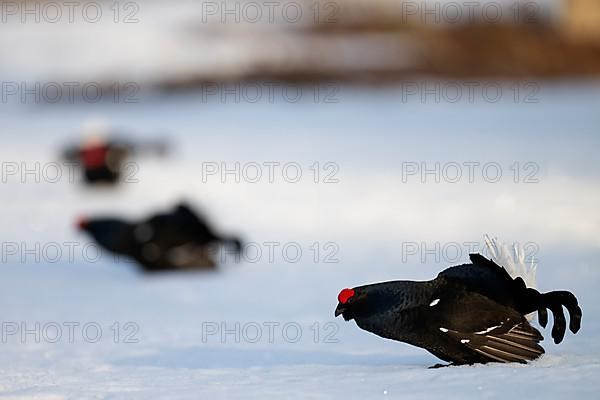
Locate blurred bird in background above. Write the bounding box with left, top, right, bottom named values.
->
left=77, top=202, right=242, bottom=272
left=62, top=121, right=168, bottom=186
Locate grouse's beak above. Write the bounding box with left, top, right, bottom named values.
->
left=334, top=303, right=345, bottom=317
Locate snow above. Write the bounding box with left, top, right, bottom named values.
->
left=1, top=82, right=600, bottom=398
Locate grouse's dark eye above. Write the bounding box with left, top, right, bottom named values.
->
left=338, top=288, right=355, bottom=304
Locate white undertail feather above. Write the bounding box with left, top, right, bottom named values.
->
left=483, top=235, right=538, bottom=323
left=483, top=235, right=538, bottom=289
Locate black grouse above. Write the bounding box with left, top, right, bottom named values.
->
left=335, top=253, right=582, bottom=366
left=63, top=136, right=167, bottom=185
left=77, top=202, right=242, bottom=272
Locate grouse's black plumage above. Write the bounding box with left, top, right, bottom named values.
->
left=335, top=254, right=582, bottom=366
left=78, top=203, right=242, bottom=272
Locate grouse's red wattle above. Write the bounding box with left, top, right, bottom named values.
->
left=77, top=217, right=88, bottom=230
left=80, top=145, right=108, bottom=168
left=338, top=288, right=355, bottom=304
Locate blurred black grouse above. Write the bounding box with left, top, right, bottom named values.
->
left=77, top=203, right=242, bottom=272
left=63, top=136, right=167, bottom=185
left=335, top=254, right=582, bottom=366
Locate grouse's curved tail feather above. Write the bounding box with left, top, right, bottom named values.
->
left=538, top=290, right=582, bottom=344
left=512, top=276, right=582, bottom=344
left=481, top=236, right=582, bottom=343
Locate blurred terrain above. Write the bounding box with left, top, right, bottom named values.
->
left=2, top=0, right=600, bottom=89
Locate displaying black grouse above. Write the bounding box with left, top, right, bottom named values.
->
left=335, top=254, right=582, bottom=366
left=77, top=202, right=242, bottom=272
left=63, top=136, right=167, bottom=185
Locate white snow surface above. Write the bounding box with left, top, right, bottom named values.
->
left=1, top=83, right=600, bottom=399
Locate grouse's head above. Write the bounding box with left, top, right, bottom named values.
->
left=75, top=217, right=106, bottom=235
left=334, top=287, right=368, bottom=321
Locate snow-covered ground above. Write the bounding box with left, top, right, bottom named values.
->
left=1, top=81, right=600, bottom=398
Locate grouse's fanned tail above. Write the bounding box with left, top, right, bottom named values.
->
left=473, top=243, right=583, bottom=344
